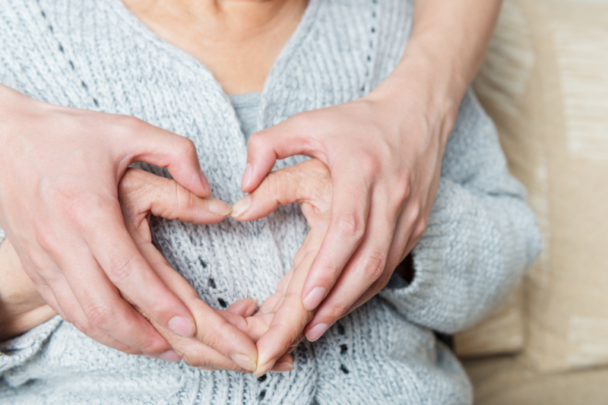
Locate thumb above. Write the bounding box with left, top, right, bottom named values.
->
left=242, top=112, right=322, bottom=193
left=232, top=159, right=331, bottom=222
left=120, top=169, right=231, bottom=229
left=124, top=117, right=212, bottom=198
left=231, top=165, right=301, bottom=222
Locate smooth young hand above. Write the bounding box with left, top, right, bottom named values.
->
left=0, top=85, right=212, bottom=357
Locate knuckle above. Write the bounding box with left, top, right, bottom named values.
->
left=325, top=302, right=350, bottom=322
left=73, top=319, right=98, bottom=337
left=172, top=180, right=194, bottom=212
left=357, top=154, right=381, bottom=178
left=360, top=251, right=386, bottom=281
left=106, top=254, right=136, bottom=283
left=115, top=115, right=146, bottom=135
left=247, top=130, right=265, bottom=148
left=408, top=200, right=423, bottom=222
left=33, top=223, right=58, bottom=254
left=291, top=111, right=315, bottom=130
left=374, top=271, right=392, bottom=290
left=413, top=218, right=428, bottom=240
left=118, top=168, right=141, bottom=194
left=394, top=179, right=411, bottom=203
left=336, top=214, right=365, bottom=241
left=181, top=350, right=207, bottom=368
left=85, top=303, right=115, bottom=328
left=175, top=137, right=197, bottom=158
left=200, top=321, right=232, bottom=351
left=134, top=334, right=166, bottom=355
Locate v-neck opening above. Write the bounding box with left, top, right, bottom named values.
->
left=109, top=0, right=320, bottom=102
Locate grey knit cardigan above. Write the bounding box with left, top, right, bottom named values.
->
left=0, top=0, right=542, bottom=404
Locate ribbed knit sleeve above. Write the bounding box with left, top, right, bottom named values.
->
left=379, top=90, right=542, bottom=334
left=0, top=316, right=62, bottom=375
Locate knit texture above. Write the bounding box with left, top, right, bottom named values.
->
left=0, top=0, right=542, bottom=404
left=229, top=93, right=262, bottom=140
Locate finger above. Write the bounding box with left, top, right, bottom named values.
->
left=271, top=353, right=294, bottom=373
left=149, top=328, right=251, bottom=372
left=82, top=205, right=198, bottom=340
left=298, top=161, right=372, bottom=312
left=385, top=208, right=422, bottom=272
left=122, top=117, right=211, bottom=197
left=242, top=112, right=320, bottom=193
left=137, top=241, right=259, bottom=372
left=305, top=194, right=397, bottom=341
left=227, top=298, right=258, bottom=318
left=218, top=309, right=274, bottom=342
left=47, top=269, right=144, bottom=355
left=232, top=158, right=332, bottom=222
left=231, top=165, right=300, bottom=221
left=341, top=197, right=428, bottom=316
left=120, top=169, right=231, bottom=224
left=17, top=248, right=144, bottom=355
left=255, top=252, right=315, bottom=377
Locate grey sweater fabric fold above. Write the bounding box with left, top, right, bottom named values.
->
left=0, top=0, right=542, bottom=404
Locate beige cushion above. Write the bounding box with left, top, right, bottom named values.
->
left=516, top=0, right=608, bottom=372
left=463, top=356, right=608, bottom=405
left=455, top=0, right=536, bottom=359
left=456, top=0, right=608, bottom=371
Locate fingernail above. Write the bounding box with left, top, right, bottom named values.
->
left=231, top=195, right=251, bottom=218
left=232, top=353, right=257, bottom=372
left=302, top=287, right=326, bottom=311
left=241, top=163, right=252, bottom=191
left=200, top=170, right=211, bottom=194
left=159, top=349, right=181, bottom=362
left=206, top=198, right=232, bottom=215
left=306, top=323, right=329, bottom=342
left=273, top=362, right=294, bottom=372
left=168, top=316, right=196, bottom=337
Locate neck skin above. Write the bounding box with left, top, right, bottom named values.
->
left=122, top=0, right=308, bottom=94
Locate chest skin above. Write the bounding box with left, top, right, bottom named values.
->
left=121, top=0, right=309, bottom=94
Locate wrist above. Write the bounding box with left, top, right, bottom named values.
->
left=365, top=49, right=461, bottom=145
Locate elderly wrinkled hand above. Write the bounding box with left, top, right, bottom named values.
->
left=231, top=159, right=333, bottom=376
left=125, top=160, right=333, bottom=376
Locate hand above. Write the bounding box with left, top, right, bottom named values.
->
left=232, top=159, right=333, bottom=375
left=240, top=78, right=451, bottom=342
left=0, top=239, right=57, bottom=341
left=117, top=168, right=259, bottom=370
left=0, top=85, right=212, bottom=357
left=0, top=168, right=264, bottom=371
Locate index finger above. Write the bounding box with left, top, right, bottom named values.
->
left=82, top=205, right=198, bottom=339
left=299, top=163, right=373, bottom=312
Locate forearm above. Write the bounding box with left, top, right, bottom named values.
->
left=369, top=0, right=503, bottom=142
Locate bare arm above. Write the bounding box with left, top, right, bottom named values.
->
left=304, top=0, right=505, bottom=334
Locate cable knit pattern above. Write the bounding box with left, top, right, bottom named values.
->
left=0, top=0, right=541, bottom=404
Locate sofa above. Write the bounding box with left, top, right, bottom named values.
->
left=453, top=1, right=608, bottom=403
